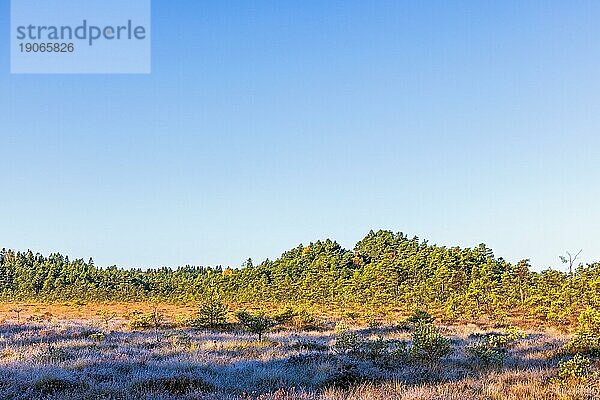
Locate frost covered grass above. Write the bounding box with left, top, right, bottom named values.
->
left=0, top=320, right=597, bottom=400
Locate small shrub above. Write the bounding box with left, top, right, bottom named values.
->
left=272, top=306, right=296, bottom=325
left=365, top=335, right=388, bottom=359
left=389, top=340, right=410, bottom=362
left=97, top=310, right=117, bottom=330
left=288, top=339, right=328, bottom=352
left=407, top=309, right=434, bottom=325
left=364, top=336, right=408, bottom=366
left=34, top=375, right=77, bottom=395
left=557, top=354, right=594, bottom=382
left=320, top=362, right=364, bottom=389
left=342, top=311, right=361, bottom=322
left=88, top=332, right=105, bottom=342
left=127, top=311, right=154, bottom=330
left=466, top=342, right=506, bottom=366
left=410, top=322, right=452, bottom=363
left=334, top=321, right=350, bottom=335
left=293, top=309, right=321, bottom=330
left=365, top=309, right=386, bottom=328
left=271, top=306, right=321, bottom=331
left=236, top=310, right=276, bottom=341
left=173, top=313, right=194, bottom=328
left=565, top=332, right=600, bottom=357
left=332, top=326, right=362, bottom=355
left=332, top=325, right=408, bottom=366
left=195, top=298, right=228, bottom=329
left=564, top=307, right=600, bottom=356
left=577, top=306, right=600, bottom=334
left=486, top=326, right=526, bottom=349
left=36, top=345, right=70, bottom=363
left=466, top=327, right=524, bottom=366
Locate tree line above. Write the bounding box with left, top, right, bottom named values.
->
left=1, top=230, right=598, bottom=324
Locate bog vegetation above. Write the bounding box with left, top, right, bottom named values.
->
left=0, top=230, right=599, bottom=399
left=1, top=230, right=599, bottom=326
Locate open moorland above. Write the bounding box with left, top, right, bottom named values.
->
left=1, top=232, right=599, bottom=399
left=0, top=304, right=598, bottom=400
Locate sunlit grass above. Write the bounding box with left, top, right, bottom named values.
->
left=0, top=313, right=597, bottom=400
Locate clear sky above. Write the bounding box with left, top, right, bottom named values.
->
left=1, top=1, right=599, bottom=271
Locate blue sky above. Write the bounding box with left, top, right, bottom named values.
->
left=1, top=1, right=599, bottom=270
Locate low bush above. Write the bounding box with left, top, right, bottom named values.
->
left=272, top=306, right=296, bottom=325
left=272, top=306, right=322, bottom=331
left=466, top=326, right=524, bottom=366
left=34, top=375, right=78, bottom=395
left=127, top=311, right=154, bottom=330
left=486, top=326, right=526, bottom=349
left=236, top=310, right=277, bottom=341
left=409, top=322, right=452, bottom=363
left=407, top=309, right=434, bottom=325
left=320, top=362, right=365, bottom=389
left=557, top=354, right=594, bottom=382
left=293, top=309, right=321, bottom=330
left=332, top=324, right=407, bottom=366
left=173, top=313, right=195, bottom=328
left=88, top=332, right=105, bottom=342
left=288, top=339, right=328, bottom=352
left=564, top=307, right=600, bottom=357
left=342, top=310, right=361, bottom=323
left=364, top=336, right=408, bottom=366
left=466, top=342, right=506, bottom=366
left=332, top=324, right=361, bottom=355
left=35, top=345, right=70, bottom=363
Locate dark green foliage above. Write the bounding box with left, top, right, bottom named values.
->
left=564, top=307, right=600, bottom=356
left=466, top=342, right=505, bottom=365
left=566, top=333, right=600, bottom=357
left=466, top=342, right=506, bottom=366
left=363, top=336, right=408, bottom=366
left=195, top=298, right=228, bottom=329
left=272, top=306, right=296, bottom=325
left=410, top=322, right=452, bottom=362
left=235, top=310, right=276, bottom=341
left=293, top=309, right=320, bottom=330
left=407, top=309, right=434, bottom=325
left=320, top=362, right=365, bottom=389
left=34, top=375, right=79, bottom=395
left=332, top=324, right=362, bottom=355
left=466, top=326, right=524, bottom=366
left=485, top=327, right=526, bottom=349
left=332, top=324, right=409, bottom=366
left=1, top=230, right=599, bottom=326
left=272, top=306, right=321, bottom=331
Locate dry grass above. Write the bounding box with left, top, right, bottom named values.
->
left=0, top=303, right=597, bottom=399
